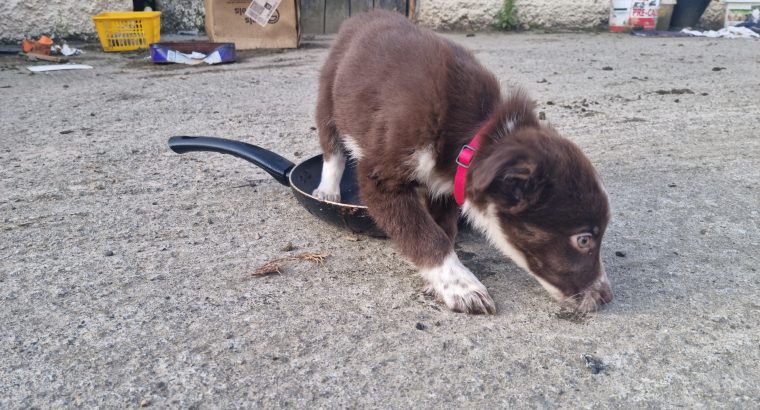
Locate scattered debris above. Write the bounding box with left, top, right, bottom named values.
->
left=538, top=111, right=546, bottom=120
left=253, top=252, right=328, bottom=276
left=52, top=44, right=84, bottom=56
left=668, top=183, right=677, bottom=187
left=712, top=66, right=726, bottom=72
left=22, top=53, right=67, bottom=63
left=682, top=26, right=759, bottom=39
left=232, top=180, right=258, bottom=189
left=581, top=354, right=606, bottom=374
left=22, top=35, right=53, bottom=55
left=465, top=33, right=476, bottom=37
left=615, top=251, right=626, bottom=257
left=630, top=30, right=692, bottom=37
left=560, top=99, right=601, bottom=117
left=0, top=45, right=22, bottom=54
left=602, top=66, right=614, bottom=71
left=555, top=308, right=588, bottom=324
left=150, top=42, right=235, bottom=65
left=27, top=64, right=93, bottom=73
left=622, top=117, right=646, bottom=123
left=536, top=78, right=548, bottom=83
left=655, top=88, right=694, bottom=95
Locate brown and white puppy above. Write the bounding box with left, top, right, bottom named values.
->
left=312, top=11, right=612, bottom=314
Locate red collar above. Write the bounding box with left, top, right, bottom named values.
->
left=454, top=120, right=493, bottom=205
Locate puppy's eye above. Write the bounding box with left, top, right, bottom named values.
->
left=572, top=233, right=593, bottom=251
left=577, top=235, right=591, bottom=248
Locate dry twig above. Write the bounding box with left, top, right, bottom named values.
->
left=253, top=252, right=328, bottom=276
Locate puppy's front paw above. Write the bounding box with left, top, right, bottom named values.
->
left=421, top=253, right=496, bottom=315
left=312, top=188, right=341, bottom=203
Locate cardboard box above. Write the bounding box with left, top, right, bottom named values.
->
left=204, top=0, right=300, bottom=49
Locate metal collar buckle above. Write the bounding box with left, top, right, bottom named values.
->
left=456, top=144, right=477, bottom=168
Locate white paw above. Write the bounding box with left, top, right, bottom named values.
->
left=421, top=252, right=496, bottom=315
left=313, top=153, right=345, bottom=203
left=312, top=188, right=341, bottom=202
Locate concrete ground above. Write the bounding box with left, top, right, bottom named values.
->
left=1, top=32, right=759, bottom=408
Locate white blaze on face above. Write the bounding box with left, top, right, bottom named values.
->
left=462, top=201, right=565, bottom=300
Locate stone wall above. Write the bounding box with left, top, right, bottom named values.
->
left=0, top=0, right=727, bottom=42
left=0, top=0, right=131, bottom=41
left=416, top=0, right=725, bottom=31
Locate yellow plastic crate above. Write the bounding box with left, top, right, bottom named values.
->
left=92, top=11, right=161, bottom=52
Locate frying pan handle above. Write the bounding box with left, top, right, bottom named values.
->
left=168, top=136, right=295, bottom=186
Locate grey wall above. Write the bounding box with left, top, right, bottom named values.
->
left=0, top=0, right=726, bottom=42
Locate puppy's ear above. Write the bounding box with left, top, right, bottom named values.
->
left=470, top=149, right=545, bottom=214
left=496, top=90, right=539, bottom=137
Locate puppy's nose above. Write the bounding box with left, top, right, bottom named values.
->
left=598, top=281, right=613, bottom=304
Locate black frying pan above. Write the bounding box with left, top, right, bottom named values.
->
left=168, top=136, right=385, bottom=237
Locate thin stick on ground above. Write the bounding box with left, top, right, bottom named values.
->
left=253, top=252, right=328, bottom=276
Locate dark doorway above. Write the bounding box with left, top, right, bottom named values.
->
left=300, top=0, right=411, bottom=34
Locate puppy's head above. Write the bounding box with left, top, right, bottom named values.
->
left=465, top=102, right=611, bottom=312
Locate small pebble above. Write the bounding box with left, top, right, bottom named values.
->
left=602, top=66, right=613, bottom=71
left=59, top=130, right=74, bottom=135
left=582, top=354, right=606, bottom=374
left=538, top=111, right=546, bottom=120
left=207, top=218, right=213, bottom=224
left=104, top=250, right=114, bottom=257
left=615, top=251, right=626, bottom=258
left=465, top=33, right=475, bottom=37
left=415, top=322, right=428, bottom=331
left=281, top=241, right=294, bottom=252
left=309, top=126, right=317, bottom=131
left=712, top=66, right=725, bottom=71
left=668, top=183, right=677, bottom=187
